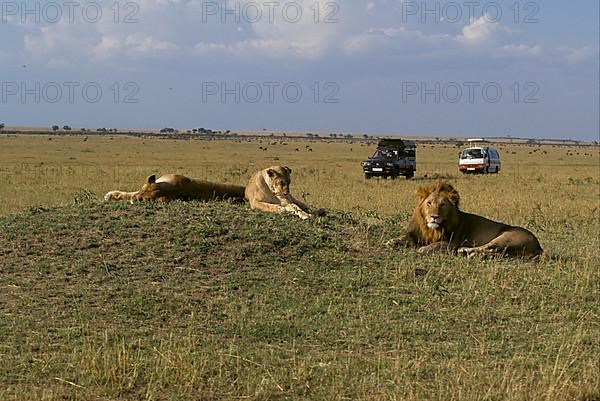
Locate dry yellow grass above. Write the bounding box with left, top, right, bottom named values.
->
left=1, top=134, right=598, bottom=258
left=0, top=134, right=598, bottom=401
left=1, top=135, right=597, bottom=218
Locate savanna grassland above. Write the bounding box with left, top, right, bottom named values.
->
left=0, top=134, right=598, bottom=401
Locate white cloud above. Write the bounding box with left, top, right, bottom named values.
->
left=92, top=35, right=123, bottom=60
left=23, top=23, right=99, bottom=67
left=556, top=45, right=600, bottom=65
left=125, top=33, right=179, bottom=54
left=343, top=27, right=453, bottom=57
left=220, top=0, right=341, bottom=59
left=20, top=0, right=349, bottom=64
left=495, top=44, right=543, bottom=58
left=11, top=0, right=598, bottom=68
left=20, top=0, right=188, bottom=65
left=343, top=15, right=549, bottom=63
left=457, top=15, right=511, bottom=46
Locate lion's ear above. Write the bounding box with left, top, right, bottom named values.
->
left=440, top=183, right=460, bottom=206
left=283, top=166, right=292, bottom=175
left=416, top=186, right=433, bottom=201
left=446, top=188, right=460, bottom=207
left=147, top=174, right=156, bottom=184
left=267, top=169, right=276, bottom=178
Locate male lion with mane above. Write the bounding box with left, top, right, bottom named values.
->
left=104, top=174, right=245, bottom=203
left=386, top=181, right=543, bottom=258
left=245, top=166, right=322, bottom=220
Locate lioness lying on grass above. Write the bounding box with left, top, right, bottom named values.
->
left=104, top=174, right=245, bottom=203
left=245, top=166, right=323, bottom=220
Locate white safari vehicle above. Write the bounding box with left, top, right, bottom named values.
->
left=458, top=139, right=501, bottom=174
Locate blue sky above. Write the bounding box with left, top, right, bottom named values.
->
left=0, top=0, right=598, bottom=140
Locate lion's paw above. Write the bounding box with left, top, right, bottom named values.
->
left=458, top=247, right=476, bottom=257
left=104, top=191, right=118, bottom=201
left=296, top=209, right=311, bottom=220
left=385, top=238, right=401, bottom=247
left=386, top=238, right=412, bottom=248
left=417, top=246, right=431, bottom=254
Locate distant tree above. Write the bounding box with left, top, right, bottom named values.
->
left=0, top=123, right=5, bottom=130
left=52, top=125, right=59, bottom=131
left=192, top=129, right=198, bottom=133
left=362, top=134, right=369, bottom=139
left=63, top=125, right=71, bottom=131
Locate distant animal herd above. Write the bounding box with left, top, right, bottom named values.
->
left=105, top=166, right=542, bottom=259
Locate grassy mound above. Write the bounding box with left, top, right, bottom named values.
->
left=0, top=202, right=597, bottom=401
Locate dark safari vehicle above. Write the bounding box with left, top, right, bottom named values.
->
left=362, top=139, right=416, bottom=179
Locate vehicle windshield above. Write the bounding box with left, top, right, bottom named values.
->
left=372, top=149, right=397, bottom=159
left=461, top=149, right=485, bottom=159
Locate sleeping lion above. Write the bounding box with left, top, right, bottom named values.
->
left=104, top=174, right=245, bottom=203
left=386, top=181, right=543, bottom=258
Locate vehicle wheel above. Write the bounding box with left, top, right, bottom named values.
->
left=365, top=174, right=372, bottom=180
left=405, top=169, right=414, bottom=179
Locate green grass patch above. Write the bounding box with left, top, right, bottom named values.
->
left=0, top=201, right=598, bottom=400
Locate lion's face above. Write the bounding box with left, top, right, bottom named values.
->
left=131, top=175, right=161, bottom=202
left=417, top=182, right=460, bottom=231
left=421, top=193, right=454, bottom=229
left=265, top=166, right=292, bottom=197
